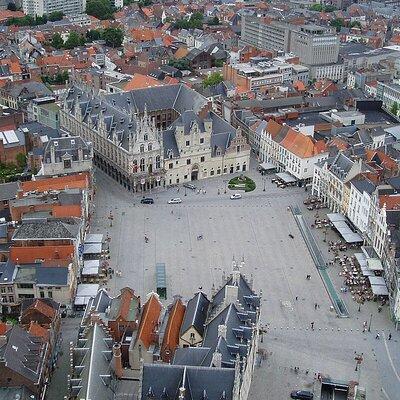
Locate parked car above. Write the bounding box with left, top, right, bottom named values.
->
left=168, top=198, right=182, bottom=204
left=183, top=183, right=196, bottom=190
left=141, top=197, right=154, bottom=204
left=290, top=390, right=313, bottom=399
left=230, top=193, right=242, bottom=200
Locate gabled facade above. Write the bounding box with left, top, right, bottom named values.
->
left=129, top=292, right=162, bottom=371
left=61, top=84, right=250, bottom=191
left=260, top=119, right=328, bottom=182
left=139, top=259, right=261, bottom=400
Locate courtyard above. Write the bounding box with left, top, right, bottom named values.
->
left=91, top=162, right=400, bottom=400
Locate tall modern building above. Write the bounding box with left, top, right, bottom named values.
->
left=22, top=0, right=86, bottom=16
left=241, top=17, right=292, bottom=52
left=290, top=25, right=339, bottom=66
left=241, top=19, right=342, bottom=81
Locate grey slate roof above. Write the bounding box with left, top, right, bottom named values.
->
left=12, top=219, right=80, bottom=240
left=163, top=111, right=236, bottom=159
left=43, top=136, right=92, bottom=164
left=180, top=292, right=210, bottom=337
left=0, top=325, right=47, bottom=385
left=0, top=182, right=18, bottom=202
left=141, top=364, right=235, bottom=400
left=65, top=84, right=208, bottom=152
left=70, top=323, right=115, bottom=400
left=351, top=179, right=376, bottom=195
left=328, top=152, right=354, bottom=180
left=173, top=347, right=211, bottom=366
left=0, top=260, right=17, bottom=284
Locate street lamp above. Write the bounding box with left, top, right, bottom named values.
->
left=184, top=186, right=187, bottom=196
left=368, top=313, right=373, bottom=332
left=263, top=178, right=266, bottom=192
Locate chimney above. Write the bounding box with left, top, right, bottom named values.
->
left=179, top=386, right=186, bottom=400
left=50, top=144, right=56, bottom=163
left=218, top=324, right=227, bottom=339
left=0, top=335, right=7, bottom=348
left=112, top=343, right=123, bottom=379
left=211, top=350, right=222, bottom=368
left=224, top=285, right=238, bottom=306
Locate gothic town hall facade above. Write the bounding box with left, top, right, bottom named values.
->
left=60, top=84, right=250, bottom=192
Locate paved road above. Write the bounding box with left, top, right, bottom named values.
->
left=91, top=162, right=400, bottom=400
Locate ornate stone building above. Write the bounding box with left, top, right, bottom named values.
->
left=60, top=84, right=250, bottom=192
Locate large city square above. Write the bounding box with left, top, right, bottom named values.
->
left=91, top=163, right=400, bottom=400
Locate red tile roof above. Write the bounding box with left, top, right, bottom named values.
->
left=379, top=194, right=400, bottom=210
left=137, top=294, right=162, bottom=349
left=123, top=74, right=164, bottom=91
left=28, top=321, right=49, bottom=341
left=161, top=298, right=185, bottom=362
left=21, top=172, right=90, bottom=193
left=29, top=299, right=57, bottom=320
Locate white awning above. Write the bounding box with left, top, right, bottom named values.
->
left=327, top=215, right=363, bottom=243
left=327, top=213, right=346, bottom=223
left=82, top=259, right=100, bottom=276
left=367, top=258, right=383, bottom=271
left=259, top=162, right=276, bottom=170
left=85, top=233, right=104, bottom=244
left=355, top=253, right=367, bottom=268
left=361, top=267, right=374, bottom=276
left=368, top=276, right=386, bottom=286
left=276, top=172, right=297, bottom=183
left=83, top=243, right=102, bottom=255
left=370, top=284, right=389, bottom=296
left=74, top=283, right=99, bottom=305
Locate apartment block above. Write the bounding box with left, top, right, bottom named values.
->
left=241, top=17, right=291, bottom=52
left=22, top=0, right=86, bottom=16
left=290, top=25, right=340, bottom=66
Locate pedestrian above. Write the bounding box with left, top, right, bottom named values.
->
left=376, top=333, right=380, bottom=340
left=388, top=333, right=392, bottom=340
left=311, top=321, right=314, bottom=330
left=314, top=303, right=318, bottom=310
left=295, top=296, right=298, bottom=301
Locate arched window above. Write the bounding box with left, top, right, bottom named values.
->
left=156, top=155, right=161, bottom=169
left=148, top=143, right=152, bottom=151
left=140, top=144, right=145, bottom=153
left=132, top=159, right=137, bottom=172
left=140, top=158, right=145, bottom=172
left=144, top=133, right=148, bottom=141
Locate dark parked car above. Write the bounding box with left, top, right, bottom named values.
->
left=183, top=183, right=196, bottom=190
left=290, top=390, right=313, bottom=399
left=141, top=197, right=154, bottom=204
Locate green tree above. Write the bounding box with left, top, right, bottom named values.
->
left=138, top=0, right=152, bottom=6
left=310, top=4, right=323, bottom=11
left=330, top=18, right=344, bottom=32
left=86, top=29, right=102, bottom=41
left=64, top=31, right=83, bottom=49
left=15, top=153, right=26, bottom=169
left=350, top=21, right=362, bottom=29
left=173, top=12, right=204, bottom=30
left=51, top=32, right=64, bottom=49
left=203, top=72, right=223, bottom=88
left=48, top=11, right=64, bottom=21
left=86, top=0, right=115, bottom=20
left=208, top=16, right=220, bottom=26
left=391, top=102, right=399, bottom=116
left=102, top=27, right=124, bottom=47
left=7, top=2, right=17, bottom=11
left=168, top=58, right=190, bottom=70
